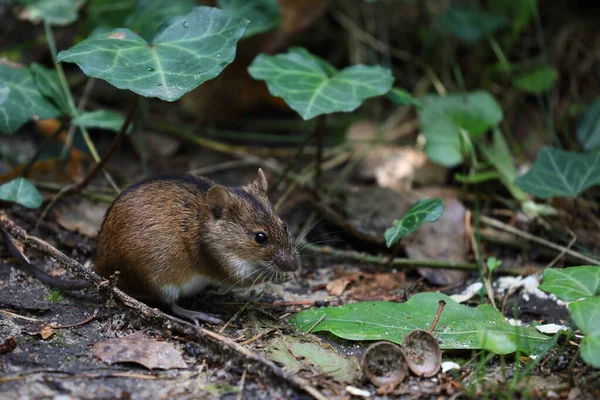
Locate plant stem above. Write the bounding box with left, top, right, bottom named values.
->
left=314, top=115, right=326, bottom=194
left=303, top=243, right=482, bottom=271
left=487, top=36, right=511, bottom=74
left=43, top=21, right=119, bottom=192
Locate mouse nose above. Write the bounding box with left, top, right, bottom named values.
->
left=273, top=249, right=300, bottom=272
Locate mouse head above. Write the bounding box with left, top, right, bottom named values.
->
left=203, top=169, right=301, bottom=286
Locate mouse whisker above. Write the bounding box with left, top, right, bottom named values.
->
left=294, top=214, right=329, bottom=245
left=224, top=265, right=261, bottom=292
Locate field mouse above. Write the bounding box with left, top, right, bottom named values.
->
left=2, top=169, right=300, bottom=325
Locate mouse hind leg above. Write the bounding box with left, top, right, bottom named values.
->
left=169, top=302, right=223, bottom=325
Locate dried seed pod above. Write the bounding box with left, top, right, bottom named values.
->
left=361, top=341, right=408, bottom=387
left=401, top=330, right=441, bottom=377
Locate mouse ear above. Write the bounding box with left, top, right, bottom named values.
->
left=254, top=168, right=268, bottom=192
left=206, top=185, right=231, bottom=218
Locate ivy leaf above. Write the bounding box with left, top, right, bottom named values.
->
left=386, top=87, right=421, bottom=107
left=0, top=83, right=8, bottom=106
left=57, top=7, right=248, bottom=102
left=18, top=0, right=85, bottom=26
left=74, top=110, right=126, bottom=132
left=577, top=98, right=600, bottom=151
left=217, top=0, right=279, bottom=38
left=438, top=8, right=507, bottom=43
left=418, top=91, right=503, bottom=167
left=30, top=63, right=71, bottom=115
left=0, top=178, right=43, bottom=209
left=489, top=0, right=536, bottom=37
left=248, top=47, right=394, bottom=120
left=569, top=298, right=600, bottom=368
left=514, top=147, right=600, bottom=198
left=513, top=66, right=558, bottom=95
left=384, top=198, right=444, bottom=247
left=290, top=292, right=556, bottom=356
left=0, top=64, right=60, bottom=135
left=539, top=266, right=600, bottom=302
left=124, top=0, right=196, bottom=41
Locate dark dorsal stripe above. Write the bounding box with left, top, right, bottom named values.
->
left=230, top=187, right=270, bottom=218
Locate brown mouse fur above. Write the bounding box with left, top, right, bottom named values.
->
left=95, top=169, right=300, bottom=324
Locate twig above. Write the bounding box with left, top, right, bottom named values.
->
left=239, top=329, right=275, bottom=346
left=0, top=309, right=42, bottom=322
left=545, top=228, right=577, bottom=269
left=429, top=300, right=446, bottom=333
left=36, top=95, right=139, bottom=229
left=304, top=244, right=484, bottom=271
left=53, top=309, right=98, bottom=329
left=305, top=314, right=326, bottom=334
left=155, top=121, right=322, bottom=158
left=218, top=288, right=265, bottom=334
left=236, top=368, right=247, bottom=400
left=479, top=216, right=600, bottom=266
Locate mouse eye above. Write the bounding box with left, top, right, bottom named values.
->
left=283, top=223, right=288, bottom=233
left=253, top=231, right=268, bottom=245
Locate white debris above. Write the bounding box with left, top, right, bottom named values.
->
left=450, top=282, right=483, bottom=303
left=441, top=361, right=461, bottom=373
left=536, top=324, right=569, bottom=334
left=346, top=385, right=371, bottom=397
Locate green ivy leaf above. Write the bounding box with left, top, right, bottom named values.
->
left=384, top=198, right=444, bottom=247
left=489, top=0, right=537, bottom=37
left=386, top=87, right=421, bottom=107
left=30, top=63, right=71, bottom=115
left=569, top=297, right=600, bottom=368
left=74, top=110, right=126, bottom=132
left=290, top=292, right=556, bottom=356
left=438, top=8, right=507, bottom=43
left=539, top=266, right=600, bottom=302
left=57, top=7, right=248, bottom=102
left=513, top=66, right=558, bottom=95
left=514, top=147, right=600, bottom=198
left=418, top=91, right=503, bottom=167
left=0, top=64, right=60, bottom=135
left=577, top=98, right=600, bottom=151
left=125, top=0, right=196, bottom=41
left=217, top=0, right=279, bottom=38
left=0, top=178, right=43, bottom=208
left=0, top=83, right=8, bottom=106
left=248, top=47, right=394, bottom=120
left=18, top=0, right=85, bottom=26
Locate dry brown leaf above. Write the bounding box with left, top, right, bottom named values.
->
left=347, top=272, right=406, bottom=301
left=326, top=277, right=352, bottom=296
left=26, top=324, right=55, bottom=340
left=56, top=199, right=108, bottom=238
left=93, top=332, right=187, bottom=370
